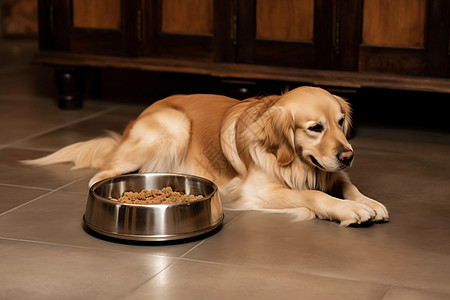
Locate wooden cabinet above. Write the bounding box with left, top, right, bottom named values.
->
left=35, top=0, right=450, bottom=108
left=359, top=0, right=449, bottom=77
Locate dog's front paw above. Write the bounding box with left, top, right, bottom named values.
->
left=356, top=197, right=389, bottom=222
left=333, top=200, right=377, bottom=227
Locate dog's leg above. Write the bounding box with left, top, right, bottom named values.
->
left=238, top=172, right=377, bottom=226
left=264, top=188, right=377, bottom=226
left=335, top=173, right=389, bottom=222
left=89, top=109, right=191, bottom=186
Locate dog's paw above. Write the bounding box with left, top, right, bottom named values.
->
left=333, top=200, right=377, bottom=227
left=356, top=197, right=389, bottom=222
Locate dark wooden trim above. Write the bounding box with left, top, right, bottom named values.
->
left=34, top=51, right=450, bottom=93
left=37, top=0, right=51, bottom=50
left=235, top=0, right=255, bottom=63
left=314, top=0, right=335, bottom=69
left=425, top=0, right=450, bottom=77
left=70, top=29, right=124, bottom=55
left=141, top=0, right=159, bottom=56
left=253, top=40, right=315, bottom=68
left=213, top=0, right=235, bottom=62
left=159, top=34, right=214, bottom=60
left=314, top=0, right=362, bottom=71
left=359, top=45, right=425, bottom=76
left=124, top=0, right=140, bottom=57
left=38, top=0, right=71, bottom=51
left=338, top=0, right=363, bottom=71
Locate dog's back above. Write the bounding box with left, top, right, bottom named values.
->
left=22, top=94, right=240, bottom=187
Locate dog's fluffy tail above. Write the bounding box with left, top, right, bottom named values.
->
left=21, top=131, right=121, bottom=170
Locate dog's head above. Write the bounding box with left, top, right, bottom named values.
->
left=222, top=86, right=354, bottom=175
left=274, top=86, right=354, bottom=172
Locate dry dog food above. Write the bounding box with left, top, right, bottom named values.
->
left=108, top=186, right=203, bottom=205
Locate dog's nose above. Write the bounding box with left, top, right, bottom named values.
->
left=337, top=150, right=354, bottom=166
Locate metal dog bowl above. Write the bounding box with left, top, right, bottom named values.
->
left=83, top=173, right=223, bottom=241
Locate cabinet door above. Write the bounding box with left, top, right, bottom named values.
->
left=38, top=0, right=139, bottom=56
left=359, top=0, right=450, bottom=77
left=71, top=0, right=139, bottom=55
left=236, top=0, right=316, bottom=68
left=141, top=0, right=230, bottom=61
left=234, top=0, right=362, bottom=70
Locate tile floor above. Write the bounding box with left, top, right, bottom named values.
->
left=1, top=39, right=450, bottom=300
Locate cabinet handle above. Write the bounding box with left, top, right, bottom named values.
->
left=136, top=9, right=142, bottom=41
left=49, top=4, right=54, bottom=30
left=334, top=0, right=341, bottom=55
left=231, top=14, right=237, bottom=45
left=334, top=20, right=340, bottom=55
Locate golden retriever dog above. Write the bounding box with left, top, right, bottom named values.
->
left=23, top=86, right=388, bottom=226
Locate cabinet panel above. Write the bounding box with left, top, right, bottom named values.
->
left=362, top=0, right=426, bottom=47
left=359, top=0, right=429, bottom=76
left=72, top=0, right=121, bottom=29
left=256, top=0, right=314, bottom=41
left=237, top=0, right=319, bottom=68
left=162, top=0, right=213, bottom=35
left=63, top=0, right=138, bottom=56
left=141, top=0, right=226, bottom=61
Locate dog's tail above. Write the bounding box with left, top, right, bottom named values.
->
left=21, top=131, right=121, bottom=170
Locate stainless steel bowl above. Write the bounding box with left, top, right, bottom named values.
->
left=83, top=173, right=223, bottom=241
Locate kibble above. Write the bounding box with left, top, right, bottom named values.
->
left=108, top=186, right=203, bottom=205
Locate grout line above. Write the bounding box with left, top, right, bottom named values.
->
left=178, top=239, right=207, bottom=258
left=0, top=189, right=56, bottom=217
left=124, top=259, right=181, bottom=297
left=0, top=182, right=53, bottom=192
left=0, top=235, right=170, bottom=259
left=380, top=285, right=393, bottom=300
left=0, top=105, right=122, bottom=150
left=177, top=211, right=245, bottom=258
left=0, top=173, right=92, bottom=217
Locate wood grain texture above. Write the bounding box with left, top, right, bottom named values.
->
left=362, top=0, right=426, bottom=47
left=72, top=0, right=121, bottom=29
left=162, top=0, right=213, bottom=35
left=256, top=0, right=314, bottom=41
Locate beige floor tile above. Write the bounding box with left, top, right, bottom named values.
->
left=185, top=211, right=450, bottom=293
left=0, top=239, right=173, bottom=300
left=0, top=95, right=115, bottom=147
left=0, top=148, right=94, bottom=189
left=14, top=104, right=146, bottom=151
left=0, top=184, right=49, bottom=214
left=124, top=259, right=389, bottom=300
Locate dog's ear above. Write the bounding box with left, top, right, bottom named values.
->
left=233, top=96, right=296, bottom=169
left=263, top=106, right=296, bottom=166
left=334, top=95, right=353, bottom=137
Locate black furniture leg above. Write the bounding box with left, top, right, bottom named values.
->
left=54, top=68, right=84, bottom=109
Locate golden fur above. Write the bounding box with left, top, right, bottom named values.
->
left=23, top=86, right=389, bottom=226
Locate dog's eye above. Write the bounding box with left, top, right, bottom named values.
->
left=308, top=124, right=323, bottom=133
left=338, top=118, right=345, bottom=127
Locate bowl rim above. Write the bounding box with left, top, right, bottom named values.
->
left=89, top=172, right=219, bottom=207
